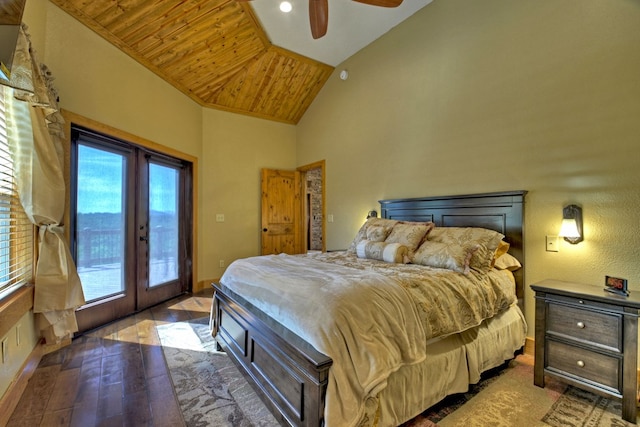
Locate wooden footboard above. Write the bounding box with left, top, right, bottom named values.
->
left=212, top=284, right=332, bottom=427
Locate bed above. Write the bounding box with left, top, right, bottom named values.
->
left=211, top=190, right=527, bottom=427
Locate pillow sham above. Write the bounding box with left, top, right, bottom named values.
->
left=412, top=240, right=478, bottom=273
left=347, top=218, right=398, bottom=254
left=356, top=240, right=409, bottom=264
left=493, top=252, right=522, bottom=271
left=424, top=227, right=505, bottom=273
left=384, top=221, right=434, bottom=253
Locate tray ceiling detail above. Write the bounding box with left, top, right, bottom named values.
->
left=50, top=0, right=334, bottom=124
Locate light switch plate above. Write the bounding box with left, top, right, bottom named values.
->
left=546, top=235, right=559, bottom=252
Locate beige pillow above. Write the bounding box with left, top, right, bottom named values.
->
left=347, top=218, right=398, bottom=254
left=494, top=253, right=522, bottom=271
left=491, top=240, right=510, bottom=267
left=412, top=240, right=479, bottom=273
left=426, top=227, right=505, bottom=273
left=356, top=240, right=409, bottom=264
left=384, top=221, right=434, bottom=253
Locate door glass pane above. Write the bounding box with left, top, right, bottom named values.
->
left=76, top=144, right=126, bottom=302
left=148, top=163, right=179, bottom=287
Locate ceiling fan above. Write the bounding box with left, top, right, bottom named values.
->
left=241, top=0, right=404, bottom=39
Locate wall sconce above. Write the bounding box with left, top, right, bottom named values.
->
left=559, top=204, right=583, bottom=244
left=366, top=210, right=378, bottom=219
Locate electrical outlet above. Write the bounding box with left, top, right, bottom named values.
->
left=546, top=235, right=559, bottom=252
left=219, top=260, right=225, bottom=268
left=327, top=214, right=334, bottom=223
left=1, top=338, right=7, bottom=364
left=215, top=214, right=225, bottom=222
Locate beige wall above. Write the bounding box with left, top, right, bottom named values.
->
left=201, top=109, right=297, bottom=281
left=297, top=0, right=640, bottom=332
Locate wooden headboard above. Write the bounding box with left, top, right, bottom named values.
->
left=379, top=190, right=527, bottom=304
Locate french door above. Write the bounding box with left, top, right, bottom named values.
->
left=70, top=126, right=192, bottom=333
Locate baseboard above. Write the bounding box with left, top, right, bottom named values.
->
left=195, top=278, right=219, bottom=293
left=0, top=339, right=44, bottom=426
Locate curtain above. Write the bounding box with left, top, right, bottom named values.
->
left=4, top=25, right=85, bottom=343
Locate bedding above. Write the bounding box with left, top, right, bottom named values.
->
left=217, top=250, right=519, bottom=427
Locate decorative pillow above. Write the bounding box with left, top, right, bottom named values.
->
left=412, top=240, right=479, bottom=274
left=426, top=227, right=505, bottom=273
left=366, top=224, right=394, bottom=242
left=356, top=240, right=409, bottom=264
left=384, top=221, right=434, bottom=253
left=347, top=218, right=398, bottom=254
left=494, top=253, right=522, bottom=271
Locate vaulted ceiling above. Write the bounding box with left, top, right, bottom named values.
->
left=50, top=0, right=335, bottom=124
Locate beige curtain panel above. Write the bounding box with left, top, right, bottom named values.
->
left=5, top=25, right=85, bottom=343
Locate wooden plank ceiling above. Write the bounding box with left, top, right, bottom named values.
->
left=50, top=0, right=334, bottom=124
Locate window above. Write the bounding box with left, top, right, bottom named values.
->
left=0, top=90, right=34, bottom=300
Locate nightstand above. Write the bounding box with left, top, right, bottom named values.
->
left=531, top=279, right=640, bottom=424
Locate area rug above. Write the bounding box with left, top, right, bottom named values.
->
left=158, top=317, right=638, bottom=427
left=542, top=386, right=636, bottom=427
left=407, top=355, right=638, bottom=427
left=156, top=318, right=281, bottom=427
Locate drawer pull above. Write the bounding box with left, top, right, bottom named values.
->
left=577, top=360, right=585, bottom=368
left=577, top=321, right=585, bottom=329
left=578, top=300, right=584, bottom=304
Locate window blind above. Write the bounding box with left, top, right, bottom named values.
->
left=0, top=90, right=34, bottom=300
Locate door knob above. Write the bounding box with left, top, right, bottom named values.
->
left=263, top=228, right=268, bottom=232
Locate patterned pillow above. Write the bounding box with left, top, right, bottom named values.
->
left=366, top=224, right=395, bottom=242
left=384, top=221, right=435, bottom=253
left=412, top=240, right=479, bottom=273
left=347, top=218, right=398, bottom=254
left=356, top=240, right=409, bottom=264
left=425, top=227, right=505, bottom=273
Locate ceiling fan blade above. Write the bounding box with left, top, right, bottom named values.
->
left=353, top=0, right=403, bottom=7
left=309, top=0, right=328, bottom=39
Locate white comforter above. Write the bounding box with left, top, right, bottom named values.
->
left=217, top=252, right=516, bottom=427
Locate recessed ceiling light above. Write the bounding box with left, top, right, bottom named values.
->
left=279, top=1, right=292, bottom=13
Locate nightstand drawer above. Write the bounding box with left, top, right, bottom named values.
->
left=547, top=340, right=621, bottom=394
left=547, top=302, right=622, bottom=351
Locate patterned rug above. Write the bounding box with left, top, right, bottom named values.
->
left=156, top=318, right=281, bottom=427
left=158, top=317, right=638, bottom=427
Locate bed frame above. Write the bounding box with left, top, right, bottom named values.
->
left=212, top=190, right=527, bottom=427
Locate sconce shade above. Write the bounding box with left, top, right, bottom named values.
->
left=559, top=204, right=583, bottom=244
left=559, top=219, right=580, bottom=238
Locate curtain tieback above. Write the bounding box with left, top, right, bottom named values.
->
left=41, top=223, right=64, bottom=234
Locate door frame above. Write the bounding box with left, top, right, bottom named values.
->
left=62, top=110, right=198, bottom=329
left=260, top=160, right=325, bottom=255
left=297, top=160, right=326, bottom=253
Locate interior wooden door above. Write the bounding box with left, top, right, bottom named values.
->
left=261, top=168, right=302, bottom=255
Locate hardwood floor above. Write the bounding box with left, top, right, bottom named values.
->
left=6, top=288, right=214, bottom=427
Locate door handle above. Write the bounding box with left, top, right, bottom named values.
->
left=140, top=235, right=148, bottom=242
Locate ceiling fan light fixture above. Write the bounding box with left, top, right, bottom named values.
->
left=279, top=1, right=293, bottom=13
